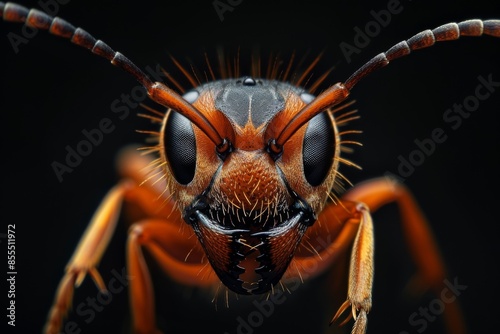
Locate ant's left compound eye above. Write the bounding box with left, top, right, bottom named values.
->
left=164, top=111, right=197, bottom=185
left=302, top=112, right=335, bottom=186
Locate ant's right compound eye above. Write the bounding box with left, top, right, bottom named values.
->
left=163, top=90, right=201, bottom=185
left=164, top=110, right=197, bottom=185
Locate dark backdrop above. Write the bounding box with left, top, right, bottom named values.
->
left=1, top=0, right=499, bottom=333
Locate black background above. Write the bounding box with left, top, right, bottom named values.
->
left=1, top=0, right=499, bottom=333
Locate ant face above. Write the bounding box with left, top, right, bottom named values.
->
left=1, top=1, right=499, bottom=333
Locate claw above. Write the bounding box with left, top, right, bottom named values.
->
left=71, top=266, right=107, bottom=292
left=330, top=299, right=352, bottom=326
left=89, top=267, right=107, bottom=292
left=44, top=267, right=108, bottom=334
left=330, top=299, right=369, bottom=334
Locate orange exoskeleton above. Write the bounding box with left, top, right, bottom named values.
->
left=1, top=1, right=499, bottom=333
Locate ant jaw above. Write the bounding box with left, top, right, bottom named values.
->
left=187, top=197, right=315, bottom=295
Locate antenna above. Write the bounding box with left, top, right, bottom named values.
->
left=0, top=1, right=226, bottom=148
left=270, top=19, right=500, bottom=151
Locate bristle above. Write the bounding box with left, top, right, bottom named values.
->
left=265, top=51, right=275, bottom=79
left=326, top=189, right=340, bottom=205
left=137, top=145, right=160, bottom=151
left=340, top=145, right=354, bottom=154
left=334, top=170, right=353, bottom=188
left=137, top=113, right=163, bottom=123
left=335, top=109, right=358, bottom=121
left=308, top=66, right=334, bottom=93
left=269, top=52, right=282, bottom=80
left=281, top=51, right=296, bottom=82
left=339, top=140, right=363, bottom=147
left=204, top=52, right=216, bottom=81
left=169, top=54, right=198, bottom=88
left=336, top=115, right=361, bottom=126
left=294, top=51, right=324, bottom=87
left=160, top=67, right=185, bottom=93
left=139, top=103, right=165, bottom=118
left=338, top=129, right=363, bottom=137
left=292, top=259, right=304, bottom=284
left=331, top=100, right=357, bottom=114
left=136, top=145, right=162, bottom=152
left=139, top=169, right=165, bottom=187
left=189, top=63, right=202, bottom=87
left=144, top=136, right=160, bottom=144
left=217, top=47, right=228, bottom=79
left=135, top=129, right=161, bottom=136
left=144, top=158, right=165, bottom=172
left=303, top=239, right=323, bottom=259
left=336, top=157, right=362, bottom=170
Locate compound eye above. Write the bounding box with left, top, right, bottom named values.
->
left=302, top=112, right=335, bottom=186
left=164, top=111, right=197, bottom=185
